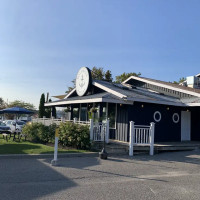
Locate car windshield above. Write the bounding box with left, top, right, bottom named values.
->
left=0, top=122, right=6, bottom=126
left=16, top=121, right=25, bottom=125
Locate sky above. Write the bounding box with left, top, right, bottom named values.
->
left=0, top=0, right=200, bottom=109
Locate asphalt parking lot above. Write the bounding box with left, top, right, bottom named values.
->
left=1, top=150, right=200, bottom=200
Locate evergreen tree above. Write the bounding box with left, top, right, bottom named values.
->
left=39, top=93, right=46, bottom=118
left=104, top=70, right=113, bottom=82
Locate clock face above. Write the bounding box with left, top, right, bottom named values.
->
left=76, top=67, right=91, bottom=96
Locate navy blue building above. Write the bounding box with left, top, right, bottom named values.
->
left=45, top=68, right=200, bottom=143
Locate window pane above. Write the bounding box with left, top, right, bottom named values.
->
left=108, top=103, right=116, bottom=128
left=73, top=108, right=79, bottom=119
left=80, top=107, right=87, bottom=121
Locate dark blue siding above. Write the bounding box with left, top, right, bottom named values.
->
left=127, top=102, right=182, bottom=142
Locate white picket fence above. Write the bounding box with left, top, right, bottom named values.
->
left=89, top=119, right=109, bottom=143
left=32, top=117, right=90, bottom=126
left=129, top=121, right=155, bottom=156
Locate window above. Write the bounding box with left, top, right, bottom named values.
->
left=73, top=108, right=79, bottom=119
left=153, top=111, right=161, bottom=122
left=108, top=103, right=116, bottom=128
left=172, top=113, right=179, bottom=123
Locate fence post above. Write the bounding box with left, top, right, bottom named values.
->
left=73, top=117, right=77, bottom=123
left=129, top=121, right=134, bottom=156
left=89, top=119, right=94, bottom=141
left=105, top=119, right=109, bottom=143
left=51, top=117, right=54, bottom=125
left=43, top=116, right=45, bottom=125
left=149, top=122, right=155, bottom=156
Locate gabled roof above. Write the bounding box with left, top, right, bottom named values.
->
left=46, top=76, right=200, bottom=107
left=123, top=76, right=200, bottom=97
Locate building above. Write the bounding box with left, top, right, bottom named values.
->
left=45, top=67, right=200, bottom=143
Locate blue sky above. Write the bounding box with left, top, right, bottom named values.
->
left=0, top=0, right=200, bottom=109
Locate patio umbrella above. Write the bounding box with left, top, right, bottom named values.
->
left=0, top=107, right=34, bottom=114
left=0, top=107, right=34, bottom=133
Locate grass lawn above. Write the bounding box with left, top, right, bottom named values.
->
left=0, top=134, right=88, bottom=154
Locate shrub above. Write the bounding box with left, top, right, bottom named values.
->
left=22, top=123, right=57, bottom=143
left=22, top=121, right=91, bottom=150
left=59, top=122, right=91, bottom=150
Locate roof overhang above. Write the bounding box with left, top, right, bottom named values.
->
left=45, top=97, right=133, bottom=107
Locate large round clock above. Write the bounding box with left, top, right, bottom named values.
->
left=76, top=67, right=91, bottom=96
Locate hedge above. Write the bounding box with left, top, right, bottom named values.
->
left=22, top=122, right=91, bottom=150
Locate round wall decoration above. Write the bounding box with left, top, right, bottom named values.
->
left=172, top=113, right=179, bottom=123
left=76, top=67, right=91, bottom=96
left=153, top=111, right=161, bottom=122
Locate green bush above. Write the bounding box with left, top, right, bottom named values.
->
left=22, top=122, right=90, bottom=150
left=22, top=123, right=56, bottom=143
left=59, top=122, right=91, bottom=150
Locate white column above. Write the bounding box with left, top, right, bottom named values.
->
left=129, top=121, right=134, bottom=156
left=89, top=119, right=94, bottom=141
left=149, top=122, right=155, bottom=156
left=105, top=119, right=109, bottom=143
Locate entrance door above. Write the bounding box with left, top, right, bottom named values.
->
left=181, top=111, right=191, bottom=141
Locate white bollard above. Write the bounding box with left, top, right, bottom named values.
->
left=149, top=122, right=155, bottom=156
left=51, top=128, right=59, bottom=166
left=129, top=121, right=134, bottom=156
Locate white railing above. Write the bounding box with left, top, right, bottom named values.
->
left=32, top=117, right=90, bottom=126
left=89, top=119, right=109, bottom=143
left=129, top=121, right=155, bottom=156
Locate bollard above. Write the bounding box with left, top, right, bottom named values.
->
left=51, top=128, right=59, bottom=166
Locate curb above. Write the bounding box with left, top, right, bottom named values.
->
left=0, top=152, right=99, bottom=159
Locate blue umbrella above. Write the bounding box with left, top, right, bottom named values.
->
left=0, top=107, right=34, bottom=114
left=0, top=107, right=34, bottom=139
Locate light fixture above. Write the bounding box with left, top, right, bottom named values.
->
left=167, top=107, right=169, bottom=110
left=141, top=104, right=144, bottom=108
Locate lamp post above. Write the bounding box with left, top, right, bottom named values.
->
left=99, top=122, right=108, bottom=159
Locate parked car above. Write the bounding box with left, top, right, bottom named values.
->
left=0, top=121, right=11, bottom=134
left=4, top=120, right=26, bottom=133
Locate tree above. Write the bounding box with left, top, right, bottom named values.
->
left=104, top=70, right=113, bottom=82
left=65, top=79, right=75, bottom=93
left=91, top=67, right=104, bottom=80
left=39, top=93, right=46, bottom=118
left=8, top=100, right=36, bottom=111
left=115, top=72, right=141, bottom=83
left=173, top=77, right=186, bottom=84
left=0, top=97, right=6, bottom=109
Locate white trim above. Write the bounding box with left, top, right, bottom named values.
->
left=153, top=111, right=161, bottom=122
left=172, top=113, right=179, bottom=123
left=185, top=103, right=200, bottom=106
left=93, top=81, right=127, bottom=99
left=45, top=97, right=133, bottom=107
left=123, top=76, right=200, bottom=98
left=64, top=88, right=76, bottom=99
